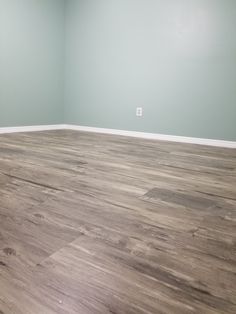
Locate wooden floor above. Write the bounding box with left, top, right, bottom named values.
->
left=0, top=130, right=236, bottom=314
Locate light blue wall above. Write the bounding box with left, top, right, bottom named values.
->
left=65, top=0, right=236, bottom=141
left=1, top=1, right=236, bottom=141
left=0, top=0, right=65, bottom=127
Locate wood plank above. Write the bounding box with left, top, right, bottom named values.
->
left=0, top=130, right=235, bottom=313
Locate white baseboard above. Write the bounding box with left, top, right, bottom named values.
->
left=0, top=123, right=235, bottom=148
left=0, top=124, right=66, bottom=134
left=65, top=124, right=236, bottom=149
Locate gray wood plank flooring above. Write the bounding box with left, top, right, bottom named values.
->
left=0, top=130, right=235, bottom=314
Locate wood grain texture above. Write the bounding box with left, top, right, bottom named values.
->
left=0, top=130, right=235, bottom=314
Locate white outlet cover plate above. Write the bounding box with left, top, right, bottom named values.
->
left=136, top=107, right=143, bottom=116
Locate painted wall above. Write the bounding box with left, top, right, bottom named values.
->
left=0, top=0, right=65, bottom=127
left=65, top=0, right=236, bottom=141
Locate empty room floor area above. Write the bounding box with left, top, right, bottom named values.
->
left=0, top=130, right=235, bottom=314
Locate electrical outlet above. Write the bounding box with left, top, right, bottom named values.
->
left=136, top=107, right=143, bottom=117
